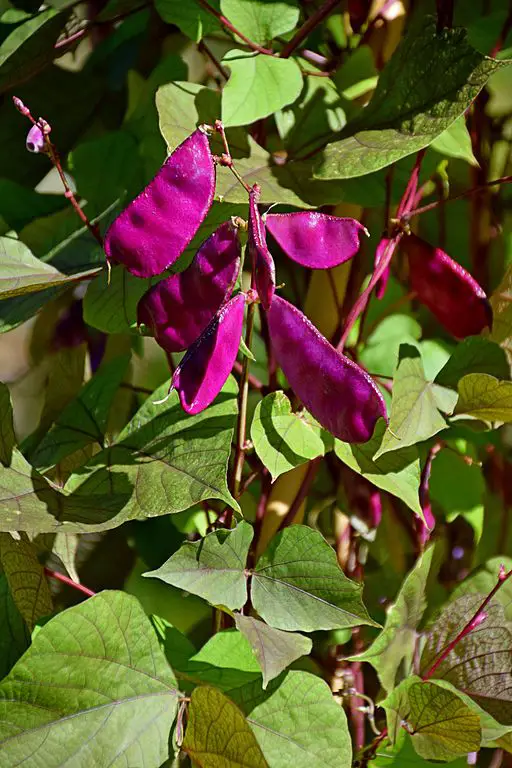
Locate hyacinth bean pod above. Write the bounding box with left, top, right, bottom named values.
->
left=264, top=212, right=367, bottom=269
left=403, top=233, right=492, bottom=339
left=137, top=221, right=241, bottom=352
left=248, top=185, right=276, bottom=310
left=104, top=128, right=215, bottom=278
left=268, top=296, right=387, bottom=442
left=172, top=293, right=246, bottom=415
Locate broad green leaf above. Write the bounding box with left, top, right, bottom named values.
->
left=315, top=17, right=504, bottom=180
left=222, top=50, right=303, bottom=127
left=0, top=382, right=15, bottom=466
left=0, top=591, right=179, bottom=766
left=49, top=532, right=80, bottom=583
left=429, top=448, right=484, bottom=530
left=349, top=546, right=435, bottom=693
left=0, top=8, right=69, bottom=94
left=221, top=0, right=299, bottom=45
left=373, top=731, right=468, bottom=767
left=489, top=259, right=512, bottom=363
left=144, top=522, right=253, bottom=611
left=420, top=593, right=512, bottom=725
left=235, top=615, right=312, bottom=689
left=0, top=573, right=30, bottom=679
left=435, top=336, right=510, bottom=389
left=375, top=345, right=448, bottom=458
left=231, top=670, right=352, bottom=768
left=0, top=533, right=52, bottom=631
left=333, top=44, right=378, bottom=101
left=183, top=686, right=268, bottom=768
left=430, top=115, right=478, bottom=165
left=0, top=237, right=100, bottom=299
left=29, top=355, right=130, bottom=472
left=251, top=525, right=378, bottom=631
left=451, top=557, right=512, bottom=621
left=334, top=419, right=423, bottom=517
left=250, top=392, right=326, bottom=481
left=360, top=314, right=422, bottom=378
left=455, top=373, right=512, bottom=421
left=183, top=629, right=261, bottom=692
left=83, top=265, right=152, bottom=334
left=381, top=676, right=481, bottom=761
left=155, top=0, right=220, bottom=40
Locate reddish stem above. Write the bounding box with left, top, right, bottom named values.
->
left=44, top=567, right=96, bottom=598
left=280, top=0, right=341, bottom=58
left=196, top=0, right=274, bottom=55
left=405, top=175, right=512, bottom=220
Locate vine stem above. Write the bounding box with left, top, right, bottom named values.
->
left=196, top=0, right=274, bottom=55
left=44, top=567, right=96, bottom=598
left=232, top=300, right=257, bottom=502
left=280, top=0, right=341, bottom=58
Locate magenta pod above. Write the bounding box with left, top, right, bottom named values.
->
left=403, top=234, right=492, bottom=339
left=104, top=128, right=216, bottom=278
left=248, top=185, right=275, bottom=310
left=172, top=293, right=245, bottom=415
left=265, top=212, right=367, bottom=269
left=137, top=221, right=241, bottom=352
left=267, top=296, right=387, bottom=442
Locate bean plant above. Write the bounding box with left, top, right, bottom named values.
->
left=0, top=0, right=512, bottom=766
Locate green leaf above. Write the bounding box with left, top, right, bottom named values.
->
left=231, top=670, right=352, bottom=768
left=183, top=629, right=261, bottom=691
left=335, top=419, right=423, bottom=517
left=250, top=392, right=326, bottom=481
left=375, top=345, right=448, bottom=458
left=0, top=237, right=100, bottom=299
left=455, top=373, right=512, bottom=422
left=430, top=115, right=478, bottom=165
left=451, top=557, right=512, bottom=621
left=373, top=730, right=469, bottom=767
left=349, top=546, right=435, bottom=693
left=222, top=50, right=303, bottom=127
left=83, top=265, right=152, bottom=334
left=489, top=259, right=512, bottom=363
left=0, top=382, right=15, bottom=466
left=0, top=573, right=30, bottom=679
left=0, top=591, right=179, bottom=766
left=314, top=17, right=504, bottom=180
left=154, top=0, right=220, bottom=40
left=29, top=355, right=130, bottom=472
left=234, top=615, right=312, bottom=689
left=251, top=525, right=378, bottom=631
left=429, top=448, right=484, bottom=527
left=0, top=8, right=69, bottom=94
left=144, top=522, right=253, bottom=611
left=435, top=336, right=510, bottom=389
left=381, top=676, right=481, bottom=761
left=420, top=593, right=512, bottom=725
left=183, top=686, right=268, bottom=768
left=220, top=0, right=299, bottom=45
left=360, top=314, right=422, bottom=378
left=0, top=180, right=65, bottom=235
left=0, top=533, right=52, bottom=631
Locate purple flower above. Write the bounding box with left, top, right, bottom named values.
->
left=26, top=124, right=46, bottom=154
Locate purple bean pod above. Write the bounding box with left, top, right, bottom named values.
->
left=248, top=185, right=276, bottom=310
left=104, top=127, right=216, bottom=278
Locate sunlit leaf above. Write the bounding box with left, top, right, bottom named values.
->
left=455, top=373, right=512, bottom=422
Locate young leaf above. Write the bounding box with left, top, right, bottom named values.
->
left=381, top=675, right=481, bottom=761
left=29, top=354, right=130, bottom=472
left=144, top=521, right=253, bottom=611
left=235, top=615, right=312, bottom=689
left=315, top=16, right=503, bottom=179
left=335, top=419, right=423, bottom=517
left=155, top=0, right=220, bottom=41
left=0, top=573, right=30, bottom=679
left=430, top=115, right=478, bottom=165
left=230, top=671, right=352, bottom=768
left=222, top=50, right=303, bottom=127
left=348, top=546, right=435, bottom=693
left=250, top=392, right=326, bottom=481
left=220, top=0, right=300, bottom=45
left=251, top=525, right=378, bottom=631
left=375, top=345, right=448, bottom=458
left=455, top=373, right=512, bottom=422
left=183, top=686, right=268, bottom=768
left=0, top=591, right=179, bottom=766
left=184, top=629, right=261, bottom=692
left=435, top=336, right=510, bottom=389
left=0, top=532, right=52, bottom=631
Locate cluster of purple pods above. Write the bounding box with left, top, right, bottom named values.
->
left=104, top=125, right=492, bottom=444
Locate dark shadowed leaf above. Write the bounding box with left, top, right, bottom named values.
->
left=181, top=629, right=261, bottom=692
left=0, top=573, right=30, bottom=679
left=154, top=0, right=220, bottom=41
left=0, top=532, right=52, bottom=631
left=435, top=336, right=510, bottom=389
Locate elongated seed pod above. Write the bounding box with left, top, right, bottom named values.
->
left=248, top=185, right=275, bottom=310
left=172, top=293, right=245, bottom=415
left=138, top=221, right=241, bottom=352
left=403, top=233, right=492, bottom=339
left=104, top=128, right=215, bottom=278
left=265, top=212, right=367, bottom=269
left=267, top=296, right=387, bottom=442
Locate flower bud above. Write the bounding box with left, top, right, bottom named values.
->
left=26, top=124, right=46, bottom=154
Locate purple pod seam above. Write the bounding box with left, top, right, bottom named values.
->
left=264, top=212, right=367, bottom=269
left=267, top=296, right=387, bottom=442
left=403, top=233, right=492, bottom=339
left=138, top=221, right=241, bottom=352
left=172, top=293, right=245, bottom=415
left=104, top=128, right=215, bottom=278
left=248, top=185, right=276, bottom=310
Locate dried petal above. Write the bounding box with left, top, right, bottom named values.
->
left=403, top=233, right=492, bottom=338
left=138, top=221, right=241, bottom=352
left=172, top=293, right=245, bottom=415
left=104, top=128, right=215, bottom=278
left=26, top=124, right=45, bottom=153
left=248, top=185, right=275, bottom=310
left=265, top=212, right=366, bottom=269
left=268, top=296, right=387, bottom=442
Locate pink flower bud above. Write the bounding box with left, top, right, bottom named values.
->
left=248, top=185, right=275, bottom=310
left=26, top=124, right=46, bottom=154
